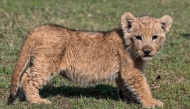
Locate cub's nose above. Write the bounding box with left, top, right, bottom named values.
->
left=142, top=45, right=153, bottom=56
left=143, top=49, right=152, bottom=55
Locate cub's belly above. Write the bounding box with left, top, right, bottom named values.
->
left=60, top=68, right=119, bottom=86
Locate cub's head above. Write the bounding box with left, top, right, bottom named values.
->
left=121, top=12, right=172, bottom=61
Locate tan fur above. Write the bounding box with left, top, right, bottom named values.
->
left=7, top=12, right=172, bottom=108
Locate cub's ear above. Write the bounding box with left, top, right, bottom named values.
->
left=121, top=12, right=136, bottom=34
left=159, top=15, right=173, bottom=34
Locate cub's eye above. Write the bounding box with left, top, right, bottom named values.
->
left=152, top=35, right=158, bottom=40
left=135, top=35, right=142, bottom=40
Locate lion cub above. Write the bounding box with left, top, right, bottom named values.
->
left=8, top=12, right=172, bottom=108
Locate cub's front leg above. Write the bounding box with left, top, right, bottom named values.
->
left=116, top=67, right=163, bottom=108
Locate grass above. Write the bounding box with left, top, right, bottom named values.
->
left=0, top=0, right=190, bottom=108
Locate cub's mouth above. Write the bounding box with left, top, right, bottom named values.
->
left=140, top=48, right=155, bottom=61
left=139, top=51, right=155, bottom=61
left=141, top=55, right=154, bottom=61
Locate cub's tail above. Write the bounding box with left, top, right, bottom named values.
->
left=7, top=34, right=34, bottom=105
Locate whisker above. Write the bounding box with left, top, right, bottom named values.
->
left=126, top=48, right=140, bottom=59
left=155, top=51, right=165, bottom=59
left=133, top=53, right=140, bottom=59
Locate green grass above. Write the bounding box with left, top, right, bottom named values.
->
left=0, top=0, right=190, bottom=108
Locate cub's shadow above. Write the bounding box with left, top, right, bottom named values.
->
left=181, top=33, right=190, bottom=39
left=39, top=84, right=120, bottom=101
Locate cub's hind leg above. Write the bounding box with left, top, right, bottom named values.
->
left=20, top=66, right=55, bottom=104
left=116, top=67, right=163, bottom=108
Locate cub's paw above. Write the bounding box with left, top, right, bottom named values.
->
left=40, top=99, right=52, bottom=104
left=30, top=98, right=52, bottom=104
left=143, top=99, right=163, bottom=109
